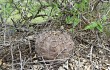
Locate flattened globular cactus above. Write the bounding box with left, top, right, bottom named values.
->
left=35, top=30, right=74, bottom=60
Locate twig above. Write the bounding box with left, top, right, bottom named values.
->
left=90, top=45, right=94, bottom=70
left=3, top=23, right=6, bottom=45
left=10, top=41, right=14, bottom=70
left=18, top=44, right=23, bottom=70
left=81, top=14, right=90, bottom=24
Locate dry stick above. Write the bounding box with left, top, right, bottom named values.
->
left=3, top=5, right=6, bottom=45
left=78, top=57, right=81, bottom=70
left=18, top=44, right=23, bottom=70
left=10, top=39, right=14, bottom=70
left=106, top=7, right=110, bottom=16
left=90, top=45, right=94, bottom=70
left=98, top=43, right=110, bottom=52
left=28, top=39, right=34, bottom=69
left=12, top=58, right=69, bottom=66
left=3, top=24, right=6, bottom=45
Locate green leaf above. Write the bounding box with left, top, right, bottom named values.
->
left=74, top=18, right=80, bottom=26
left=96, top=22, right=103, bottom=32
left=9, top=0, right=13, bottom=3
left=66, top=16, right=73, bottom=24
left=84, top=21, right=103, bottom=32
left=84, top=22, right=98, bottom=30
left=51, top=3, right=60, bottom=16
left=69, top=28, right=74, bottom=33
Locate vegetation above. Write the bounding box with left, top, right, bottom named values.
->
left=0, top=0, right=110, bottom=32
